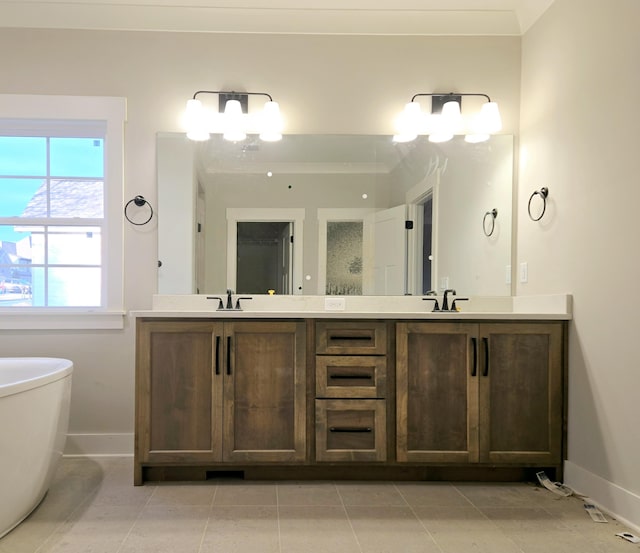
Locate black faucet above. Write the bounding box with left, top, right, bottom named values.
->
left=422, top=290, right=440, bottom=312
left=226, top=289, right=234, bottom=310
left=442, top=289, right=456, bottom=311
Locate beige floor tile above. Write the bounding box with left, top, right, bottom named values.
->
left=277, top=481, right=342, bottom=506
left=346, top=505, right=440, bottom=553
left=200, top=506, right=279, bottom=553
left=279, top=505, right=360, bottom=553
left=506, top=528, right=607, bottom=553
left=213, top=482, right=278, bottom=506
left=117, top=505, right=209, bottom=553
left=455, top=482, right=547, bottom=507
left=337, top=482, right=407, bottom=506
left=395, top=481, right=472, bottom=507
left=480, top=506, right=570, bottom=531
left=147, top=482, right=216, bottom=507
left=413, top=505, right=499, bottom=533
left=431, top=529, right=523, bottom=553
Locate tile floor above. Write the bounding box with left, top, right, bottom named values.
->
left=0, top=457, right=636, bottom=553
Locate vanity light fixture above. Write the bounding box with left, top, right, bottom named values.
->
left=184, top=90, right=284, bottom=142
left=393, top=93, right=501, bottom=144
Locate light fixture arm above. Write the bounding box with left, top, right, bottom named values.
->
left=410, top=92, right=491, bottom=103
left=192, top=90, right=273, bottom=101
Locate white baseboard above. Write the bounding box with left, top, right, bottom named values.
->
left=565, top=460, right=640, bottom=532
left=64, top=433, right=134, bottom=457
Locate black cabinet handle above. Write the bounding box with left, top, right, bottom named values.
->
left=329, top=374, right=373, bottom=380
left=215, top=335, right=220, bottom=375
left=482, top=336, right=489, bottom=377
left=329, top=427, right=372, bottom=433
left=226, top=335, right=232, bottom=375
left=471, top=337, right=477, bottom=377
left=329, top=335, right=372, bottom=341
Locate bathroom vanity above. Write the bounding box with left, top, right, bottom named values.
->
left=133, top=295, right=570, bottom=485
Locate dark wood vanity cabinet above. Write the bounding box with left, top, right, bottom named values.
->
left=396, top=321, right=564, bottom=468
left=135, top=319, right=306, bottom=484
left=135, top=316, right=566, bottom=483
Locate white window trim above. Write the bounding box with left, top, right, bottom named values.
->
left=0, top=94, right=127, bottom=329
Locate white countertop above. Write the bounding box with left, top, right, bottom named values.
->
left=129, top=294, right=572, bottom=320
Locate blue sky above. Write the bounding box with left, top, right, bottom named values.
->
left=0, top=137, right=103, bottom=243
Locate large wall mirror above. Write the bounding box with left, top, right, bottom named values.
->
left=157, top=133, right=513, bottom=297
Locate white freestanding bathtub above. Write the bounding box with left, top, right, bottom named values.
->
left=0, top=358, right=73, bottom=538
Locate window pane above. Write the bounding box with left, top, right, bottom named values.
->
left=326, top=221, right=363, bottom=295
left=0, top=178, right=45, bottom=217
left=0, top=137, right=46, bottom=176
left=49, top=180, right=104, bottom=218
left=48, top=227, right=101, bottom=265
left=48, top=267, right=101, bottom=306
left=50, top=138, right=104, bottom=178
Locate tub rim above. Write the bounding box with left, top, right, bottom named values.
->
left=0, top=357, right=74, bottom=399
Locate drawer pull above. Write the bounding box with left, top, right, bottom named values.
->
left=329, top=374, right=373, bottom=380
left=329, top=335, right=372, bottom=341
left=329, top=427, right=372, bottom=433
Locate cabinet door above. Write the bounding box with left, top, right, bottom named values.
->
left=478, top=322, right=563, bottom=464
left=222, top=321, right=307, bottom=462
left=396, top=322, right=479, bottom=463
left=136, top=320, right=223, bottom=464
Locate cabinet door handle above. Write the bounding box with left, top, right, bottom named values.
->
left=226, top=335, right=232, bottom=375
left=329, top=335, right=372, bottom=341
left=482, top=336, right=489, bottom=377
left=215, top=335, right=220, bottom=375
left=471, top=337, right=477, bottom=377
left=329, top=374, right=373, bottom=380
left=329, top=427, right=372, bottom=433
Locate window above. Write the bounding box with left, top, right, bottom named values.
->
left=0, top=95, right=126, bottom=328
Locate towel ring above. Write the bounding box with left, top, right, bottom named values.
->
left=483, top=208, right=498, bottom=237
left=528, top=187, right=549, bottom=221
left=124, top=195, right=154, bottom=226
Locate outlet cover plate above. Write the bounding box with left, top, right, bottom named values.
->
left=325, top=297, right=346, bottom=311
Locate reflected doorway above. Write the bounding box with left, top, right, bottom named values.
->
left=236, top=221, right=292, bottom=294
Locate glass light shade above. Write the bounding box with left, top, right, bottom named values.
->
left=222, top=99, right=246, bottom=142
left=478, top=101, right=502, bottom=134
left=441, top=100, right=463, bottom=132
left=393, top=101, right=422, bottom=142
left=428, top=132, right=454, bottom=143
left=426, top=111, right=454, bottom=143
left=184, top=99, right=210, bottom=141
left=259, top=101, right=283, bottom=142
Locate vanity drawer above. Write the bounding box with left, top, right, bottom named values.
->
left=315, top=399, right=386, bottom=462
left=316, top=321, right=387, bottom=355
left=316, top=356, right=386, bottom=398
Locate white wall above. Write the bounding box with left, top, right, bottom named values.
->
left=0, top=29, right=520, bottom=454
left=519, top=0, right=640, bottom=527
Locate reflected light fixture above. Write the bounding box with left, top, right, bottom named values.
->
left=393, top=93, right=502, bottom=144
left=183, top=90, right=284, bottom=142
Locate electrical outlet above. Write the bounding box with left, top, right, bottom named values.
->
left=519, top=262, right=528, bottom=283
left=440, top=276, right=449, bottom=290
left=324, top=297, right=346, bottom=311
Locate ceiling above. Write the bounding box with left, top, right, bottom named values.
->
left=0, top=0, right=555, bottom=35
